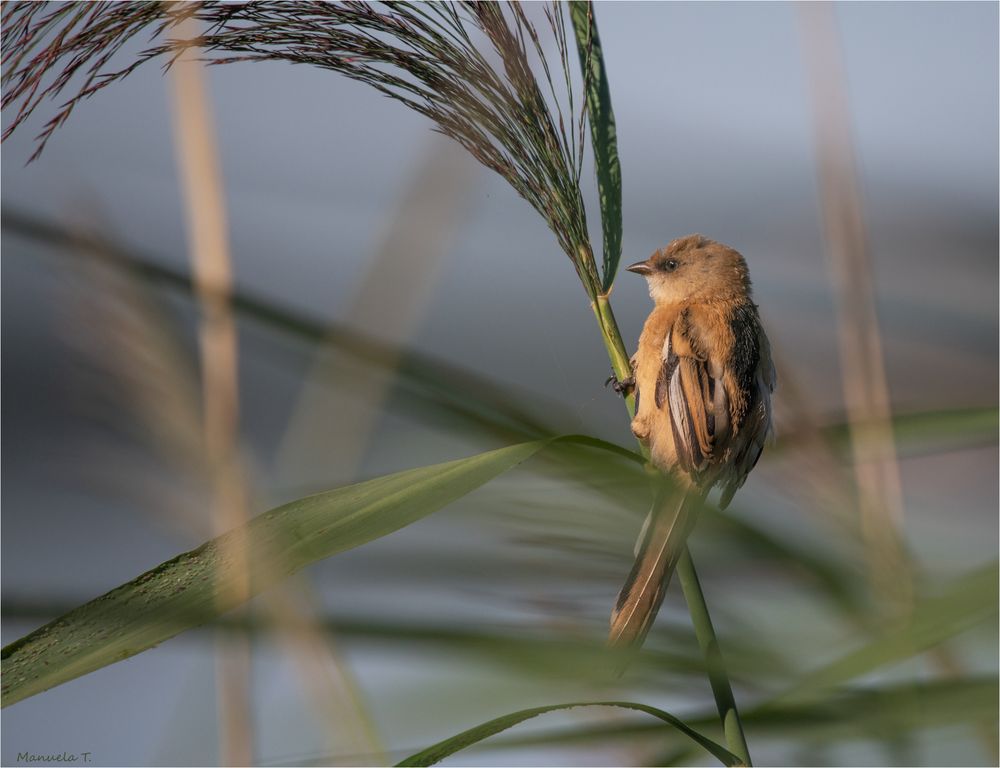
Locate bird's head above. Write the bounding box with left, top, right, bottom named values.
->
left=626, top=234, right=751, bottom=306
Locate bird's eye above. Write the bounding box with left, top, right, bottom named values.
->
left=663, top=259, right=679, bottom=272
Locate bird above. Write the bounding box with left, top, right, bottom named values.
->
left=606, top=234, right=776, bottom=654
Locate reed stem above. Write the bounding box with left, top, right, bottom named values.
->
left=677, top=550, right=752, bottom=766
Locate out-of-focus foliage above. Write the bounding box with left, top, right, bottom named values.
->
left=1, top=1, right=996, bottom=765
left=397, top=701, right=742, bottom=767
left=3, top=215, right=997, bottom=765
left=2, top=436, right=641, bottom=707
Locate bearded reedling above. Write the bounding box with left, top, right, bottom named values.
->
left=607, top=234, right=776, bottom=651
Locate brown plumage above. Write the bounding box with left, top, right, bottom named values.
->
left=609, top=234, right=776, bottom=652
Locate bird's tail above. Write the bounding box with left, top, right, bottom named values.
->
left=608, top=483, right=700, bottom=654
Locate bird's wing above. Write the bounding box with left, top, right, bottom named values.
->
left=657, top=304, right=774, bottom=501
left=717, top=303, right=776, bottom=508
left=657, top=325, right=726, bottom=480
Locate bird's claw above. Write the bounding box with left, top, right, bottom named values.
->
left=605, top=373, right=635, bottom=396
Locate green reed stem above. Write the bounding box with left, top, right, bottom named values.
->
left=677, top=549, right=752, bottom=766
left=592, top=290, right=752, bottom=767
left=591, top=294, right=636, bottom=416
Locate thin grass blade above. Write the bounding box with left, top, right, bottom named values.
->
left=395, top=700, right=742, bottom=767
left=776, top=561, right=998, bottom=703
left=484, top=677, right=998, bottom=752
left=1, top=209, right=570, bottom=444
left=570, top=0, right=622, bottom=292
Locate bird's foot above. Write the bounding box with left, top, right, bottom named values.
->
left=605, top=373, right=635, bottom=396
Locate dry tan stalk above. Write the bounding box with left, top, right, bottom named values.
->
left=276, top=137, right=474, bottom=488
left=168, top=14, right=252, bottom=765
left=798, top=2, right=911, bottom=614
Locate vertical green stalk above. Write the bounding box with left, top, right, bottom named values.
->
left=677, top=550, right=752, bottom=766
left=591, top=293, right=636, bottom=417
left=592, top=290, right=752, bottom=767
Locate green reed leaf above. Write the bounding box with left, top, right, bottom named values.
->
left=570, top=1, right=623, bottom=292
left=483, top=677, right=998, bottom=752
left=396, top=700, right=741, bottom=767
left=776, top=560, right=998, bottom=702
left=0, top=436, right=631, bottom=708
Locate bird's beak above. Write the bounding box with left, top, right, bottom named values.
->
left=626, top=259, right=653, bottom=276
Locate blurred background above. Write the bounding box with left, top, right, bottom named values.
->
left=2, top=2, right=997, bottom=766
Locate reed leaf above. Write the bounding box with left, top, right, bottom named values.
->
left=813, top=406, right=999, bottom=459
left=484, top=677, right=998, bottom=752
left=2, top=600, right=726, bottom=683
left=775, top=560, right=998, bottom=703
left=748, top=677, right=999, bottom=743
left=569, top=0, right=622, bottom=291
left=0, top=435, right=634, bottom=708
left=0, top=208, right=569, bottom=445
left=396, top=700, right=742, bottom=767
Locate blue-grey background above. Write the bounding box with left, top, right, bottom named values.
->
left=2, top=2, right=997, bottom=766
